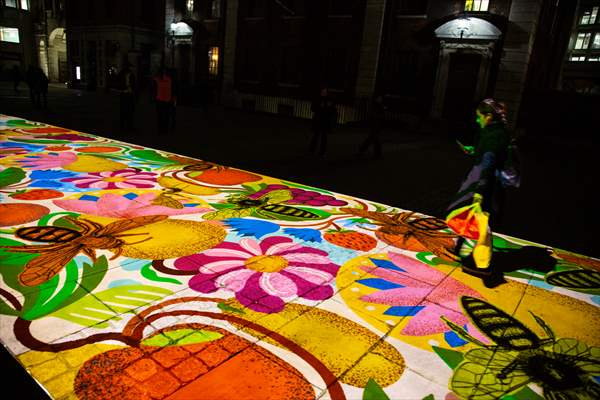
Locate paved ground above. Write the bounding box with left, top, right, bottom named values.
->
left=0, top=85, right=599, bottom=399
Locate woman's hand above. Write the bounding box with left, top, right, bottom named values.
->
left=456, top=140, right=474, bottom=155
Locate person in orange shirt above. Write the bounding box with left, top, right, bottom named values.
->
left=153, top=67, right=177, bottom=135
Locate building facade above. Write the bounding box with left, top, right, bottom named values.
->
left=165, top=0, right=226, bottom=105
left=0, top=0, right=35, bottom=80
left=55, top=0, right=594, bottom=135
left=216, top=0, right=576, bottom=131
left=64, top=0, right=165, bottom=90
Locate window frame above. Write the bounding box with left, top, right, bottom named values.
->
left=464, top=0, right=489, bottom=12
left=0, top=26, right=20, bottom=43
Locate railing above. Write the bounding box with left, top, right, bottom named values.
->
left=240, top=93, right=371, bottom=124
left=238, top=93, right=426, bottom=128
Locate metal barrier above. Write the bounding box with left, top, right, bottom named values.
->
left=239, top=93, right=371, bottom=124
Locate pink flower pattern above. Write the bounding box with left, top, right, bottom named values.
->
left=54, top=193, right=210, bottom=218
left=61, top=169, right=157, bottom=189
left=175, top=236, right=340, bottom=313
left=359, top=252, right=488, bottom=341
left=17, top=152, right=78, bottom=169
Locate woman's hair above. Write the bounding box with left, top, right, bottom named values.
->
left=477, top=98, right=507, bottom=125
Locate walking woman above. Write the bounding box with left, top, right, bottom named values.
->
left=447, top=98, right=511, bottom=284
left=309, top=87, right=337, bottom=158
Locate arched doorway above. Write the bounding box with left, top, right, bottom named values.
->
left=431, top=17, right=501, bottom=136
left=48, top=27, right=67, bottom=83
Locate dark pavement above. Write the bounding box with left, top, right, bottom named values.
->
left=1, top=82, right=597, bottom=259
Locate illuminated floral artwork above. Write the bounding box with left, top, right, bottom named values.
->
left=0, top=115, right=599, bottom=400
left=174, top=236, right=339, bottom=313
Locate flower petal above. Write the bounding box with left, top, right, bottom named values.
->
left=259, top=273, right=296, bottom=298
left=238, top=237, right=262, bottom=256
left=215, top=268, right=255, bottom=292
left=259, top=236, right=294, bottom=253
left=201, top=247, right=252, bottom=259
left=361, top=288, right=430, bottom=306
left=402, top=301, right=469, bottom=336
left=199, top=260, right=245, bottom=274
left=388, top=251, right=446, bottom=285
left=236, top=273, right=285, bottom=313
left=284, top=252, right=334, bottom=265
left=285, top=266, right=334, bottom=285
left=280, top=270, right=333, bottom=301
left=364, top=265, right=430, bottom=288
left=53, top=199, right=99, bottom=214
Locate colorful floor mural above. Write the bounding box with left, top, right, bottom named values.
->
left=0, top=114, right=599, bottom=400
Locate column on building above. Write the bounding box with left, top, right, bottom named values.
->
left=494, top=0, right=544, bottom=127
left=354, top=0, right=387, bottom=98
left=221, top=0, right=239, bottom=107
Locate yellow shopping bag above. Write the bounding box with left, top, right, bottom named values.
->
left=472, top=211, right=492, bottom=269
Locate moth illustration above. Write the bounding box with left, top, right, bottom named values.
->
left=2, top=215, right=167, bottom=286
left=340, top=207, right=459, bottom=262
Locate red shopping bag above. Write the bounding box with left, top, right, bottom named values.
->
left=446, top=202, right=483, bottom=240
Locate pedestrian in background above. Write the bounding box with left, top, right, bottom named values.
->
left=11, top=65, right=22, bottom=93
left=357, top=94, right=386, bottom=159
left=153, top=67, right=177, bottom=135
left=36, top=67, right=49, bottom=109
left=118, top=62, right=137, bottom=131
left=25, top=65, right=38, bottom=108
left=168, top=68, right=179, bottom=129
left=309, top=87, right=337, bottom=158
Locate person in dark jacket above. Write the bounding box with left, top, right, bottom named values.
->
left=357, top=94, right=386, bottom=159
left=11, top=65, right=22, bottom=93
left=36, top=67, right=49, bottom=109
left=309, top=87, right=337, bottom=158
left=447, top=98, right=510, bottom=283
left=25, top=65, right=38, bottom=108
left=118, top=62, right=136, bottom=131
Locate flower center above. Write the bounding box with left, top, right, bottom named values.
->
left=103, top=177, right=126, bottom=182
left=245, top=255, right=288, bottom=273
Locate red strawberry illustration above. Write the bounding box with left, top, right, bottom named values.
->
left=323, top=229, right=377, bottom=251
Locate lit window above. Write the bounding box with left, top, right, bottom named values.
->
left=592, top=32, right=600, bottom=49
left=186, top=0, right=194, bottom=12
left=580, top=7, right=599, bottom=25
left=464, top=0, right=489, bottom=12
left=569, top=56, right=585, bottom=61
left=588, top=56, right=600, bottom=62
left=575, top=32, right=592, bottom=49
left=20, top=0, right=29, bottom=10
left=208, top=46, right=219, bottom=77
left=0, top=27, right=20, bottom=43
left=75, top=65, right=81, bottom=80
